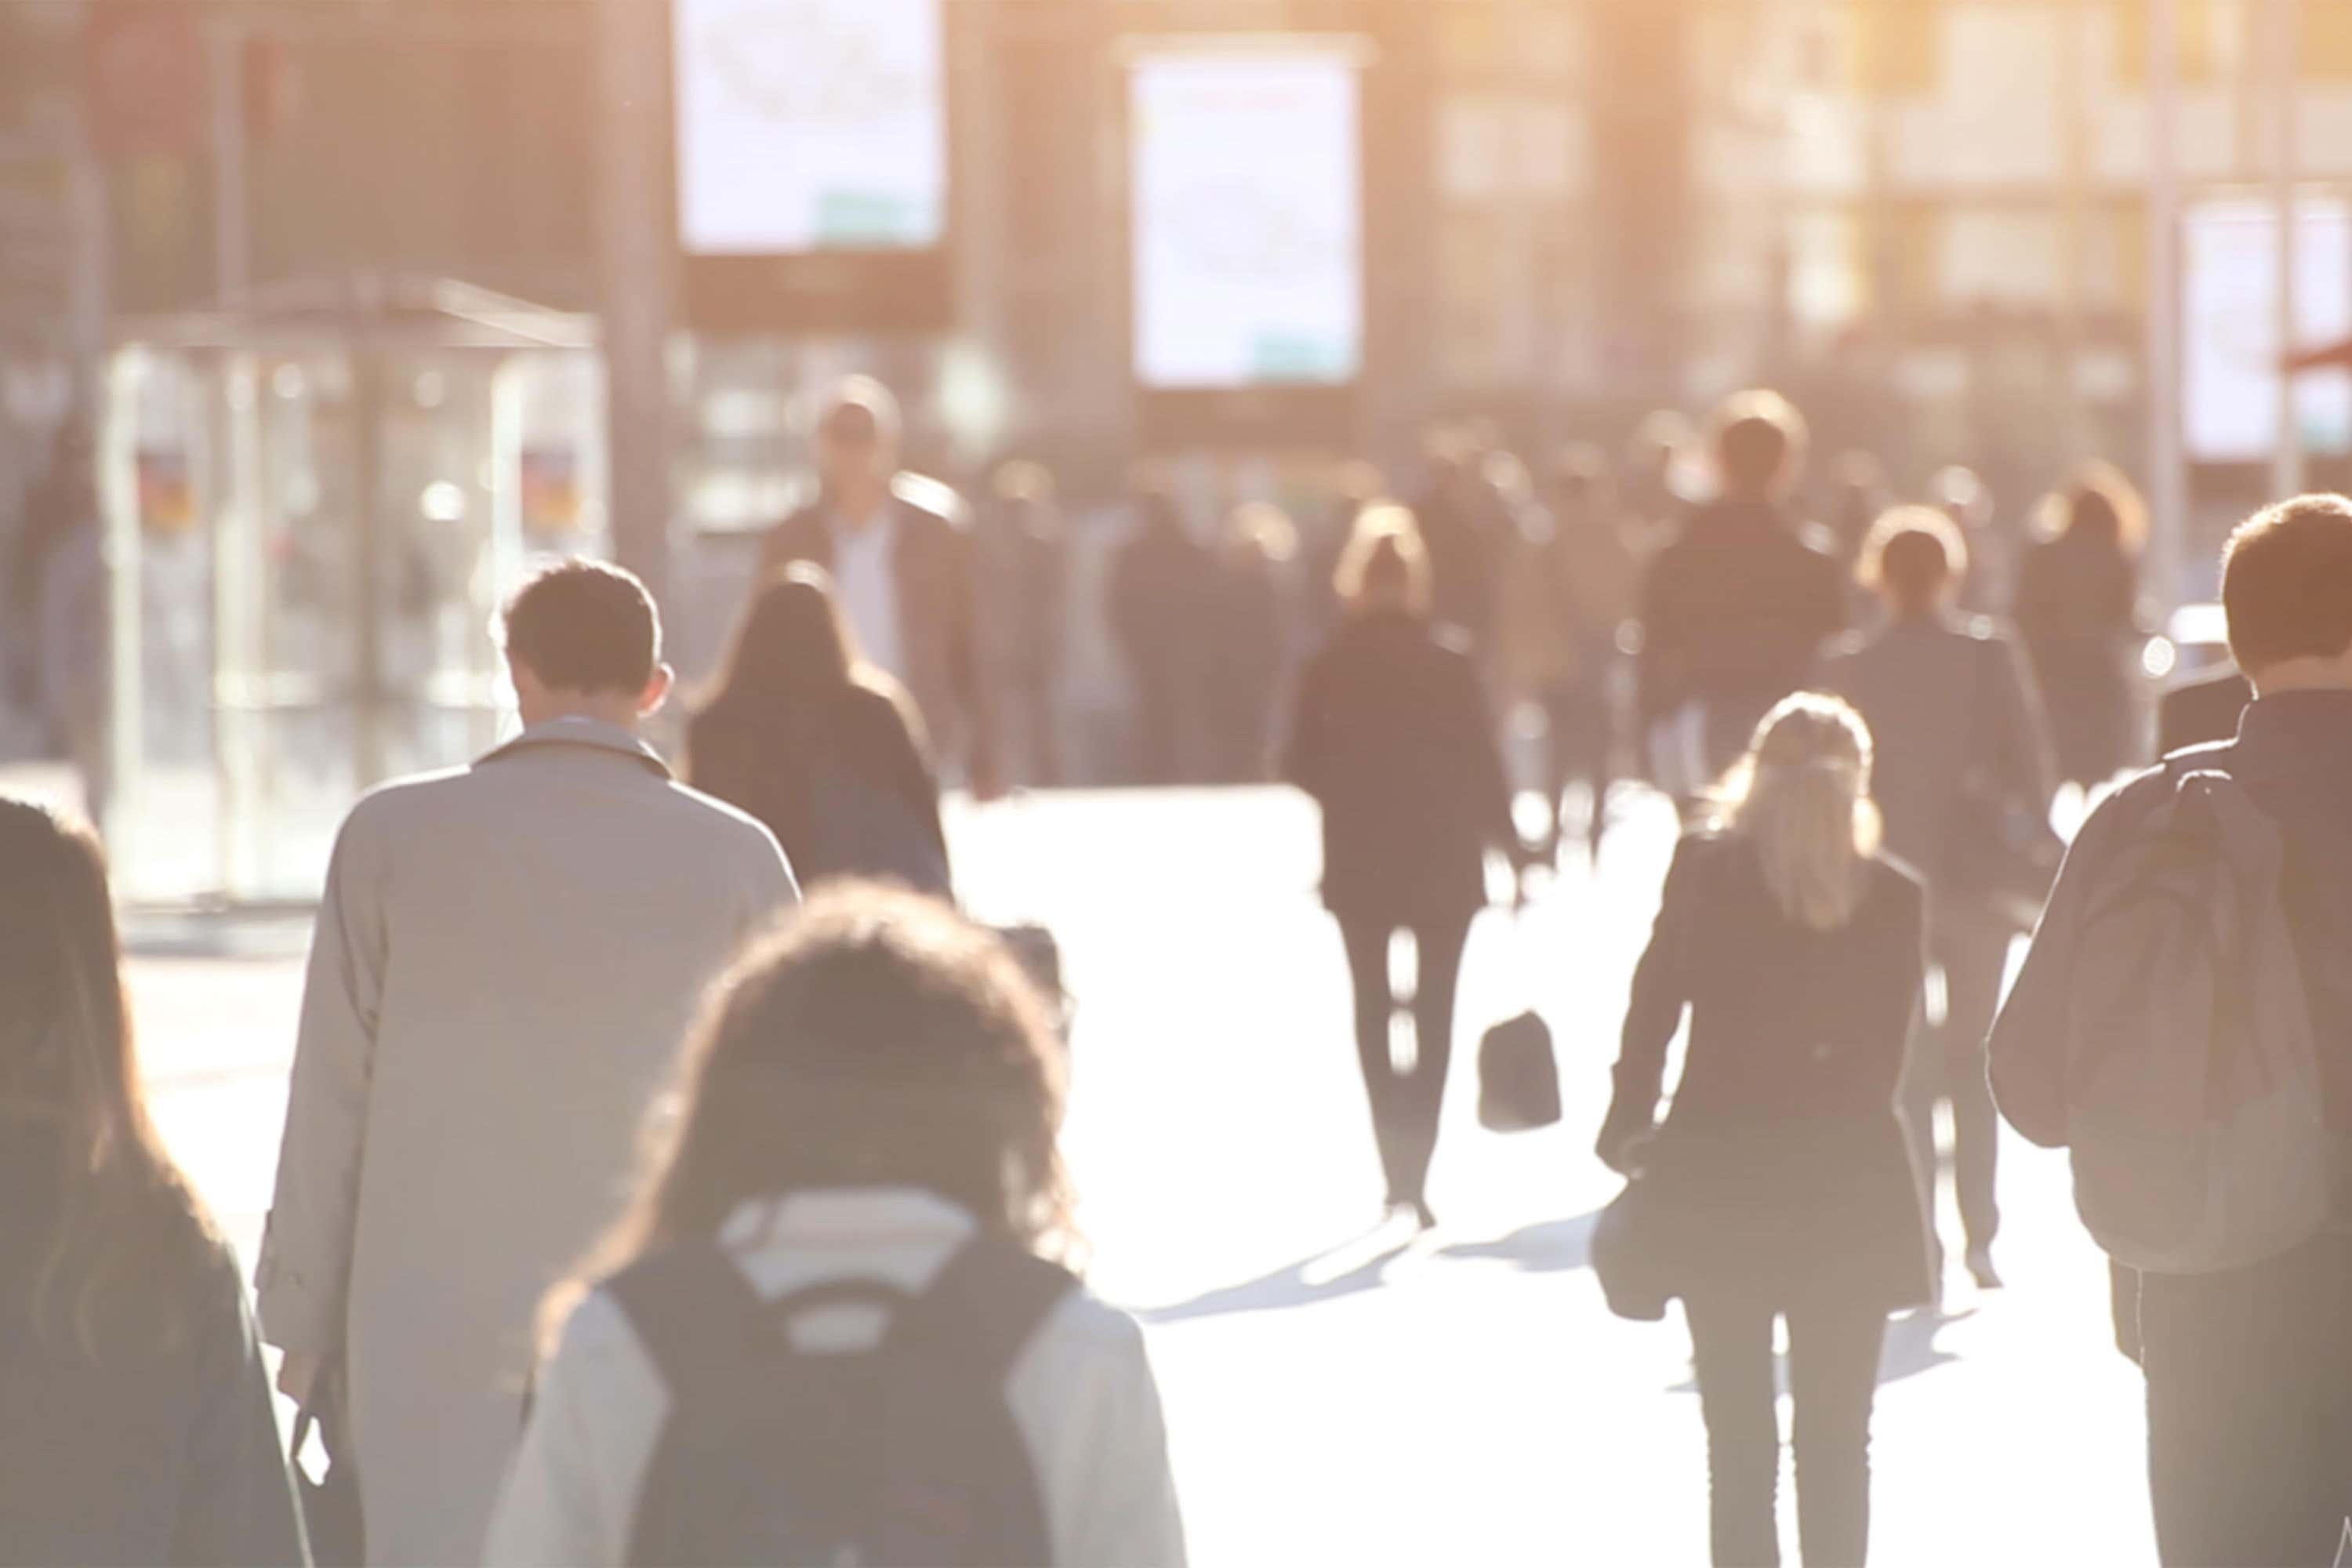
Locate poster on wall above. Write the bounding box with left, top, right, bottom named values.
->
left=2183, top=198, right=2352, bottom=463
left=671, top=0, right=951, bottom=330
left=1129, top=41, right=1367, bottom=444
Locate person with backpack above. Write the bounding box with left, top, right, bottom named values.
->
left=0, top=801, right=307, bottom=1567
left=483, top=885, right=1185, bottom=1568
left=1283, top=504, right=1530, bottom=1230
left=689, top=564, right=953, bottom=898
left=1597, top=694, right=1930, bottom=1568
left=1990, top=494, right=2352, bottom=1567
left=1824, top=508, right=2056, bottom=1296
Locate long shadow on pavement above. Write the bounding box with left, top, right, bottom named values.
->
left=1142, top=1232, right=1419, bottom=1323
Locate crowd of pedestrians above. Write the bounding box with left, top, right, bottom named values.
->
left=12, top=362, right=2352, bottom=1568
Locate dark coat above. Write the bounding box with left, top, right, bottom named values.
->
left=1603, top=834, right=1933, bottom=1311
left=760, top=477, right=993, bottom=783
left=0, top=1134, right=307, bottom=1567
left=1283, top=611, right=1515, bottom=925
left=688, top=682, right=949, bottom=895
left=1822, top=614, right=2056, bottom=889
left=1637, top=500, right=1849, bottom=774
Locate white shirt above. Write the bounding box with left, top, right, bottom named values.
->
left=830, top=506, right=908, bottom=686
left=481, top=1188, right=1188, bottom=1568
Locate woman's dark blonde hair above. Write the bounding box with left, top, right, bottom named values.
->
left=1715, top=694, right=1883, bottom=931
left=545, top=885, right=1073, bottom=1352
left=2038, top=461, right=2149, bottom=559
left=0, top=800, right=218, bottom=1356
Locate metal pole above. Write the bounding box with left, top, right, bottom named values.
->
left=594, top=0, right=674, bottom=614
left=2146, top=0, right=2187, bottom=613
left=2272, top=0, right=2306, bottom=501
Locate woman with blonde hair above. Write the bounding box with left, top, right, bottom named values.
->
left=1283, top=503, right=1527, bottom=1229
left=1599, top=694, right=1929, bottom=1566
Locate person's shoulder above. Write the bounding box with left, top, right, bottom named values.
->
left=891, top=472, right=973, bottom=533
left=662, top=777, right=788, bottom=848
left=1033, top=1281, right=1154, bottom=1370
left=1867, top=851, right=1928, bottom=906
left=334, top=764, right=477, bottom=844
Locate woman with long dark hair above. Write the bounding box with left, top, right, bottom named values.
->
left=484, top=886, right=1185, bottom=1566
left=688, top=564, right=951, bottom=896
left=2011, top=463, right=2151, bottom=793
left=1599, top=696, right=1930, bottom=1566
left=0, top=801, right=307, bottom=1566
left=1283, top=504, right=1526, bottom=1229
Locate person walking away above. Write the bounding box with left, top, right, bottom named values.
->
left=983, top=461, right=1070, bottom=789
left=1823, top=510, right=2055, bottom=1298
left=1283, top=506, right=1530, bottom=1229
left=484, top=886, right=1185, bottom=1567
left=11, top=418, right=109, bottom=818
left=1109, top=482, right=1214, bottom=786
left=1528, top=445, right=1638, bottom=860
left=1410, top=427, right=1505, bottom=650
left=0, top=802, right=307, bottom=1567
left=1599, top=695, right=1930, bottom=1567
left=260, top=561, right=798, bottom=1566
left=1929, top=466, right=2013, bottom=620
left=2010, top=465, right=2151, bottom=796
left=1203, top=503, right=1295, bottom=782
left=1638, top=391, right=1849, bottom=798
left=689, top=564, right=950, bottom=897
left=760, top=378, right=1001, bottom=799
left=1990, top=495, right=2352, bottom=1567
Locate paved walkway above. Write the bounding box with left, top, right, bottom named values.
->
left=135, top=787, right=2156, bottom=1565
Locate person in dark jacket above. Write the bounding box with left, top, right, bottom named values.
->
left=1639, top=390, right=1849, bottom=794
left=1991, top=494, right=2352, bottom=1568
left=2010, top=464, right=2151, bottom=793
left=0, top=800, right=307, bottom=1567
left=982, top=461, right=1070, bottom=789
left=1110, top=481, right=1215, bottom=786
left=1600, top=694, right=1930, bottom=1568
left=689, top=564, right=950, bottom=897
left=1203, top=503, right=1295, bottom=782
left=1410, top=428, right=1505, bottom=649
left=1823, top=509, right=2055, bottom=1295
left=1284, top=504, right=1528, bottom=1229
left=759, top=378, right=1000, bottom=799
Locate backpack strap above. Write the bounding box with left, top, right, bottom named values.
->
left=887, top=1239, right=1078, bottom=1384
left=604, top=1240, right=775, bottom=1407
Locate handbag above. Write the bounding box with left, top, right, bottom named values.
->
left=1477, top=908, right=1561, bottom=1131
left=1592, top=1174, right=1672, bottom=1323
left=292, top=1364, right=365, bottom=1568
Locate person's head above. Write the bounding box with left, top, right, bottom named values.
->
left=2041, top=462, right=2148, bottom=559
left=550, top=886, right=1072, bottom=1345
left=1859, top=506, right=1970, bottom=619
left=0, top=801, right=211, bottom=1352
left=1716, top=693, right=1882, bottom=932
left=2220, top=492, right=2352, bottom=694
left=500, top=559, right=673, bottom=728
left=1333, top=502, right=1433, bottom=618
left=1711, top=390, right=1809, bottom=503
left=706, top=563, right=862, bottom=717
left=814, top=377, right=903, bottom=504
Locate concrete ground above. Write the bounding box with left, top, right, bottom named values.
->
left=132, top=786, right=2155, bottom=1566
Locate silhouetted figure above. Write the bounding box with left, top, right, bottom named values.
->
left=1410, top=429, right=1504, bottom=648
left=1824, top=509, right=2055, bottom=1298
left=1503, top=445, right=1637, bottom=860
left=0, top=801, right=307, bottom=1566
left=1993, top=495, right=2352, bottom=1567
left=1203, top=503, right=1295, bottom=782
left=982, top=462, right=1069, bottom=789
left=690, top=565, right=951, bottom=897
left=1639, top=391, right=1849, bottom=794
left=1283, top=506, right=1526, bottom=1229
left=1600, top=695, right=1930, bottom=1568
left=1304, top=462, right=1384, bottom=643
left=2011, top=465, right=2150, bottom=792
left=1109, top=485, right=1214, bottom=785
left=1826, top=450, right=1889, bottom=576
left=486, top=888, right=1185, bottom=1566
left=10, top=418, right=107, bottom=811
left=260, top=562, right=798, bottom=1566
left=760, top=378, right=1000, bottom=798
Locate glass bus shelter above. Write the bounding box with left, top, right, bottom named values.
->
left=101, top=277, right=605, bottom=904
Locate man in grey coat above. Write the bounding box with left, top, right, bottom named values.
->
left=258, top=561, right=798, bottom=1566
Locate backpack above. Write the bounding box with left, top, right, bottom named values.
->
left=607, top=1236, right=1076, bottom=1568
left=807, top=757, right=953, bottom=898
left=2063, top=763, right=2331, bottom=1274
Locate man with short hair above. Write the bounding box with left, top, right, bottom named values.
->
left=259, top=559, right=797, bottom=1566
left=761, top=377, right=1000, bottom=797
left=1991, top=494, right=2352, bottom=1566
left=1636, top=390, right=1849, bottom=786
